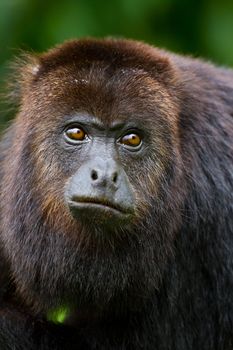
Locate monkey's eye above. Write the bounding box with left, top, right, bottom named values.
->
left=64, top=127, right=87, bottom=142
left=120, top=133, right=142, bottom=148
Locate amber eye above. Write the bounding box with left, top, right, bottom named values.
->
left=120, top=133, right=142, bottom=148
left=65, top=127, right=86, bottom=142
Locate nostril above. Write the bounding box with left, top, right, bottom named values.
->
left=112, top=172, right=118, bottom=183
left=91, top=170, right=98, bottom=181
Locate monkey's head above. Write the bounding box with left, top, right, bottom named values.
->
left=1, top=39, right=185, bottom=313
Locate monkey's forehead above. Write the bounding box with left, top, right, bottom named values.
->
left=16, top=38, right=176, bottom=98
left=36, top=38, right=172, bottom=80
left=24, top=64, right=177, bottom=127
left=15, top=39, right=179, bottom=126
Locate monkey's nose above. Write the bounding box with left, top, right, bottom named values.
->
left=90, top=168, right=118, bottom=183
left=90, top=162, right=119, bottom=188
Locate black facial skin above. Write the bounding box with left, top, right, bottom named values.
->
left=64, top=114, right=141, bottom=227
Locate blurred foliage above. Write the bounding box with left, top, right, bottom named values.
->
left=0, top=0, right=233, bottom=125
left=47, top=306, right=70, bottom=324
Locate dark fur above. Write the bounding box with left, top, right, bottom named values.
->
left=0, top=38, right=233, bottom=349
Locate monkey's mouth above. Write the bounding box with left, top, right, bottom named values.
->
left=68, top=196, right=133, bottom=220
left=70, top=196, right=132, bottom=214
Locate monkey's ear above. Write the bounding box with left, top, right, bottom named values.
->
left=6, top=53, right=41, bottom=109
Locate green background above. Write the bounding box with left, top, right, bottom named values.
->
left=1, top=0, right=233, bottom=125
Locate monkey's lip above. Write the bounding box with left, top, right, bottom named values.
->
left=68, top=196, right=132, bottom=216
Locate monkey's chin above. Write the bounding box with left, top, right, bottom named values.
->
left=67, top=200, right=133, bottom=226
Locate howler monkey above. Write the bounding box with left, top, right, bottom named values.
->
left=0, top=38, right=233, bottom=349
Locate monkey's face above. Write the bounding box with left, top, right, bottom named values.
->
left=24, top=62, right=180, bottom=237
left=63, top=115, right=138, bottom=227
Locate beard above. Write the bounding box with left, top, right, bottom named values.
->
left=3, top=208, right=172, bottom=315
